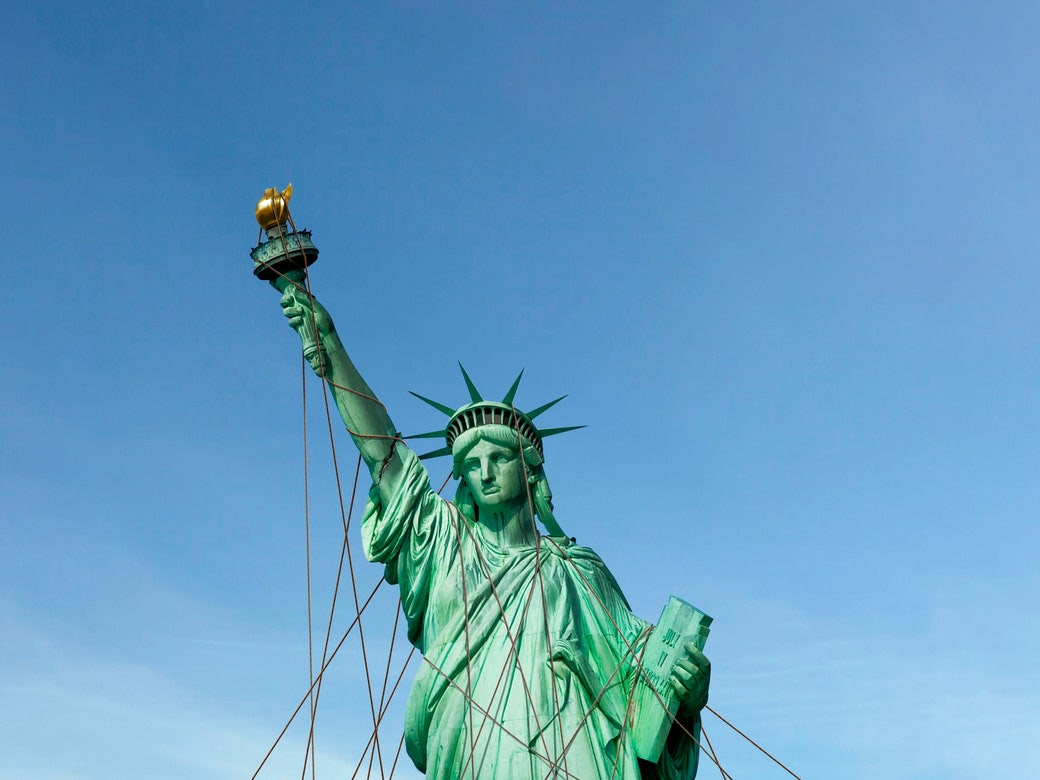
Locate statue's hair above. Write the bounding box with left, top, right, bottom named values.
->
left=451, top=424, right=542, bottom=475
left=450, top=424, right=556, bottom=532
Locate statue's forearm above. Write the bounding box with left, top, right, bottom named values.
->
left=318, top=328, right=400, bottom=472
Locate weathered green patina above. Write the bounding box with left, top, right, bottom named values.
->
left=255, top=198, right=711, bottom=779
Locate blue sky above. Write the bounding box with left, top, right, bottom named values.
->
left=3, top=2, right=1039, bottom=777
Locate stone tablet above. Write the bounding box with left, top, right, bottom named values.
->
left=631, top=596, right=713, bottom=762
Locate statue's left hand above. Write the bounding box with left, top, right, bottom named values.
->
left=670, top=642, right=710, bottom=716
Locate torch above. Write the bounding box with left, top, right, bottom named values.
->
left=250, top=184, right=324, bottom=369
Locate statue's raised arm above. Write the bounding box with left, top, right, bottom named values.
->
left=278, top=285, right=409, bottom=496
left=251, top=184, right=407, bottom=498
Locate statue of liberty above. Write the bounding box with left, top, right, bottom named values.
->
left=253, top=187, right=711, bottom=780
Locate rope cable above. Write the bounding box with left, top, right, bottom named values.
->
left=706, top=705, right=802, bottom=780
left=514, top=408, right=570, bottom=778
left=446, top=502, right=560, bottom=777
left=453, top=517, right=478, bottom=780
left=301, top=356, right=317, bottom=780
left=538, top=626, right=651, bottom=780
left=367, top=596, right=403, bottom=780
left=421, top=659, right=591, bottom=780
left=609, top=637, right=646, bottom=780
left=699, top=722, right=733, bottom=780
left=251, top=577, right=386, bottom=780
left=454, top=556, right=547, bottom=780
left=386, top=730, right=408, bottom=779
left=349, top=647, right=418, bottom=780
left=538, top=536, right=729, bottom=776
left=301, top=454, right=363, bottom=773
left=284, top=221, right=386, bottom=779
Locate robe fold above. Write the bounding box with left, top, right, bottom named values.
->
left=361, top=449, right=702, bottom=780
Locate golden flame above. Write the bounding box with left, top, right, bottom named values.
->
left=255, top=183, right=293, bottom=230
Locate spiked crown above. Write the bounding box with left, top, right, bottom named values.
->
left=408, top=364, right=584, bottom=461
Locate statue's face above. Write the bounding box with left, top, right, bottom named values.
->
left=459, top=439, right=527, bottom=512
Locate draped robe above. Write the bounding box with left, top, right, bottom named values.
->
left=361, top=449, right=702, bottom=780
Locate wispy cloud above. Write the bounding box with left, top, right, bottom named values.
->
left=0, top=649, right=391, bottom=780
left=700, top=589, right=1040, bottom=778
left=0, top=589, right=419, bottom=780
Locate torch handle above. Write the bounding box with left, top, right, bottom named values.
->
left=272, top=269, right=327, bottom=373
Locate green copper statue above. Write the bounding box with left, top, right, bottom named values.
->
left=253, top=188, right=711, bottom=779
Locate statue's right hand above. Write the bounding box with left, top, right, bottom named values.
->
left=280, top=287, right=336, bottom=341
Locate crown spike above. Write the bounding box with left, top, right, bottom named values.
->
left=410, top=369, right=582, bottom=457
left=539, top=425, right=586, bottom=438
left=408, top=391, right=456, bottom=416
left=527, top=395, right=568, bottom=420
left=405, top=430, right=448, bottom=440
left=417, top=446, right=453, bottom=461
left=501, top=369, right=525, bottom=406
left=458, top=363, right=484, bottom=403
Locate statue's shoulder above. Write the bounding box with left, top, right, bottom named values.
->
left=546, top=536, right=605, bottom=565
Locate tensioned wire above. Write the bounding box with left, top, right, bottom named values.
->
left=537, top=534, right=729, bottom=778
left=301, top=355, right=316, bottom=780
left=699, top=723, right=733, bottom=780
left=250, top=577, right=386, bottom=780
left=263, top=217, right=384, bottom=777
left=444, top=500, right=564, bottom=777
left=441, top=480, right=693, bottom=780
left=250, top=215, right=802, bottom=780
left=349, top=644, right=417, bottom=780
left=356, top=471, right=451, bottom=780
left=302, top=454, right=363, bottom=779
left=367, top=594, right=404, bottom=780
left=453, top=501, right=478, bottom=780
left=293, top=217, right=386, bottom=780
left=508, top=406, right=702, bottom=780
left=514, top=409, right=571, bottom=779
left=509, top=409, right=715, bottom=780
left=253, top=217, right=391, bottom=779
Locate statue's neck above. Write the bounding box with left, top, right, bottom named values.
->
left=478, top=504, right=536, bottom=547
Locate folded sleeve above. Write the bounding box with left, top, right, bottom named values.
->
left=360, top=448, right=454, bottom=649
